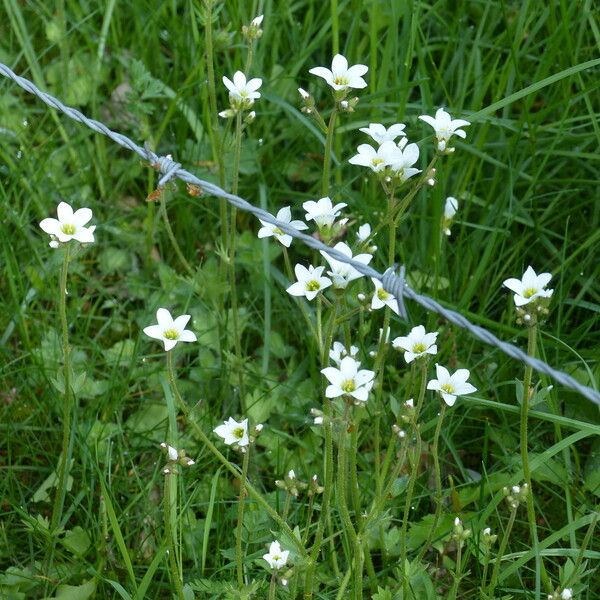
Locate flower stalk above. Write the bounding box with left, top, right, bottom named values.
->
left=164, top=469, right=185, bottom=600
left=236, top=446, right=251, bottom=586
left=486, top=505, right=518, bottom=598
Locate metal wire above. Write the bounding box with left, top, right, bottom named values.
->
left=1, top=61, right=598, bottom=405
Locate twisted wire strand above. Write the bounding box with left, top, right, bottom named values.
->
left=1, top=61, right=598, bottom=406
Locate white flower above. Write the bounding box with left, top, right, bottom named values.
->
left=39, top=201, right=96, bottom=245
left=320, top=242, right=372, bottom=288
left=561, top=589, right=573, bottom=600
left=370, top=279, right=400, bottom=314
left=387, top=140, right=421, bottom=182
left=161, top=443, right=179, bottom=462
left=251, top=14, right=264, bottom=27
left=143, top=308, right=197, bottom=351
left=263, top=540, right=289, bottom=570
left=443, top=197, right=458, bottom=235
left=321, top=356, right=375, bottom=403
left=418, top=108, right=470, bottom=153
left=298, top=87, right=310, bottom=99
left=213, top=417, right=249, bottom=447
left=392, top=325, right=438, bottom=363
left=309, top=54, right=368, bottom=91
left=502, top=266, right=553, bottom=307
left=357, top=223, right=372, bottom=243
left=286, top=264, right=332, bottom=300
left=222, top=71, right=262, bottom=104
left=427, top=364, right=477, bottom=407
left=288, top=469, right=296, bottom=479
left=348, top=141, right=400, bottom=172
left=257, top=206, right=308, bottom=247
left=313, top=416, right=323, bottom=425
left=359, top=122, right=406, bottom=144
left=329, top=341, right=359, bottom=366
left=302, top=197, right=347, bottom=228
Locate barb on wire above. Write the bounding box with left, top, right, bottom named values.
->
left=1, top=61, right=598, bottom=406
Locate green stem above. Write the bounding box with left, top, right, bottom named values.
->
left=164, top=472, right=185, bottom=600
left=165, top=353, right=307, bottom=558
left=229, top=112, right=245, bottom=407
left=160, top=193, right=194, bottom=276
left=486, top=506, right=518, bottom=598
left=337, top=405, right=362, bottom=600
left=449, top=542, right=463, bottom=600
left=236, top=447, right=250, bottom=586
left=399, top=363, right=428, bottom=585
left=321, top=107, right=338, bottom=197
left=50, top=244, right=73, bottom=534
left=268, top=571, right=277, bottom=600
left=302, top=495, right=315, bottom=546
left=282, top=492, right=292, bottom=523
left=416, top=402, right=447, bottom=565
left=480, top=551, right=491, bottom=600
left=521, top=324, right=552, bottom=595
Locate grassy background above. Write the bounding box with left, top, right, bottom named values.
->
left=1, top=0, right=599, bottom=598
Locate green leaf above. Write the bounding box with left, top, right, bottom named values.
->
left=61, top=526, right=91, bottom=556
left=52, top=579, right=96, bottom=599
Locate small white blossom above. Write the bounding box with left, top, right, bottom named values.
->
left=161, top=443, right=179, bottom=462
left=298, top=87, right=310, bottom=99
left=321, top=356, right=375, bottom=403
left=257, top=206, right=308, bottom=247
left=392, top=325, right=438, bottom=363
left=40, top=201, right=96, bottom=245
left=443, top=197, right=458, bottom=235
left=263, top=540, right=289, bottom=570
left=302, top=197, right=347, bottom=228
left=329, top=341, right=359, bottom=366
left=503, top=266, right=553, bottom=307
left=251, top=14, right=264, bottom=27
left=143, top=308, right=197, bottom=351
left=222, top=71, right=262, bottom=106
left=427, top=364, right=477, bottom=407
left=370, top=279, right=400, bottom=314
left=561, top=589, right=573, bottom=600
left=359, top=122, right=406, bottom=144
left=309, top=54, right=368, bottom=91
left=418, top=108, right=470, bottom=153
left=348, top=141, right=399, bottom=172
left=320, top=242, right=372, bottom=288
left=286, top=264, right=332, bottom=300
left=213, top=417, right=249, bottom=447
left=313, top=416, right=323, bottom=425
left=288, top=469, right=296, bottom=479
left=356, top=223, right=372, bottom=243
left=387, top=140, right=421, bottom=182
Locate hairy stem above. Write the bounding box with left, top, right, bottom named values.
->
left=164, top=472, right=185, bottom=600
left=321, top=107, right=338, bottom=196
left=236, top=447, right=251, bottom=586
left=486, top=506, right=518, bottom=598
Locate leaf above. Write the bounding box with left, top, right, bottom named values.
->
left=53, top=579, right=96, bottom=599
left=62, top=526, right=91, bottom=556
left=583, top=436, right=600, bottom=497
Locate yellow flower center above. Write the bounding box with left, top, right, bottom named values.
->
left=440, top=383, right=455, bottom=394
left=412, top=342, right=426, bottom=354
left=240, top=90, right=248, bottom=97
left=60, top=223, right=76, bottom=235
left=523, top=287, right=537, bottom=298
left=273, top=227, right=284, bottom=235
left=341, top=380, right=356, bottom=393
left=163, top=329, right=180, bottom=340
left=306, top=280, right=321, bottom=292
left=233, top=427, right=245, bottom=439
left=377, top=288, right=390, bottom=301
left=333, top=76, right=349, bottom=86
left=371, top=158, right=385, bottom=166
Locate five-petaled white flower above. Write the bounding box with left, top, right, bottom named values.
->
left=330, top=341, right=359, bottom=366
left=302, top=197, right=347, bottom=228
left=443, top=197, right=458, bottom=236
left=143, top=308, right=197, bottom=351
left=257, top=206, right=308, bottom=247
left=309, top=54, right=368, bottom=91
left=222, top=71, right=262, bottom=104
left=263, top=540, right=289, bottom=570
left=418, top=108, right=470, bottom=153
left=427, top=364, right=477, bottom=407
left=213, top=417, right=249, bottom=447
left=503, top=266, right=553, bottom=307
left=321, top=356, right=375, bottom=403
left=371, top=279, right=400, bottom=314
left=39, top=201, right=96, bottom=246
left=359, top=122, right=406, bottom=144
left=320, top=242, right=372, bottom=288
left=348, top=141, right=399, bottom=172
left=392, top=325, right=438, bottom=363
left=387, top=139, right=421, bottom=182
left=286, top=264, right=332, bottom=300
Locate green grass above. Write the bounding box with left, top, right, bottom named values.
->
left=1, top=1, right=599, bottom=599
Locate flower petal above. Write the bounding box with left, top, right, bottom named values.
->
left=178, top=330, right=197, bottom=343
left=72, top=207, right=92, bottom=227
left=40, top=218, right=60, bottom=235
left=143, top=325, right=164, bottom=340
left=57, top=202, right=74, bottom=222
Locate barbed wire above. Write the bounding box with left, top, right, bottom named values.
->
left=1, top=61, right=599, bottom=406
